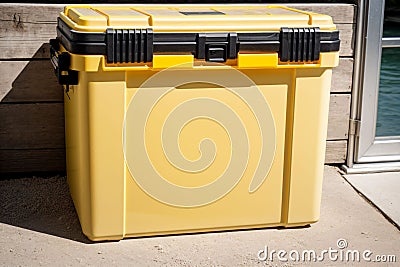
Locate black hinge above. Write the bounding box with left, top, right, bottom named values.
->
left=50, top=38, right=78, bottom=85
left=279, top=27, right=321, bottom=62
left=196, top=32, right=238, bottom=62
left=106, top=29, right=153, bottom=64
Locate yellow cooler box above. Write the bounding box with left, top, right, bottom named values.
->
left=50, top=5, right=339, bottom=241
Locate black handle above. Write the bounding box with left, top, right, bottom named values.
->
left=50, top=38, right=78, bottom=85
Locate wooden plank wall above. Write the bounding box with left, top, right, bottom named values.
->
left=0, top=3, right=355, bottom=173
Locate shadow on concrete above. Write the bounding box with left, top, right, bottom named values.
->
left=0, top=42, right=88, bottom=242
left=0, top=175, right=91, bottom=243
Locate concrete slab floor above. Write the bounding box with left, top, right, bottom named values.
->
left=0, top=166, right=399, bottom=266
left=344, top=172, right=400, bottom=229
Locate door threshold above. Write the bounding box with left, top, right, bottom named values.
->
left=341, top=162, right=400, bottom=174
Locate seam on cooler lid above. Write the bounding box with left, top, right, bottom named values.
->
left=268, top=6, right=313, bottom=25
left=93, top=8, right=111, bottom=26
left=130, top=8, right=154, bottom=26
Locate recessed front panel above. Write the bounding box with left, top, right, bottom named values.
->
left=123, top=68, right=289, bottom=236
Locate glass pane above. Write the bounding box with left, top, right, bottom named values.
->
left=375, top=2, right=400, bottom=137
left=376, top=47, right=400, bottom=136
left=383, top=2, right=400, bottom=37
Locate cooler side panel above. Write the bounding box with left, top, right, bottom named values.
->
left=287, top=68, right=332, bottom=225
left=86, top=78, right=126, bottom=240
left=64, top=73, right=93, bottom=237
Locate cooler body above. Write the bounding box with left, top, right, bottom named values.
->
left=50, top=5, right=339, bottom=241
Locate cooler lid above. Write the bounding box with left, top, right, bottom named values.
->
left=62, top=5, right=336, bottom=32
left=54, top=5, right=340, bottom=66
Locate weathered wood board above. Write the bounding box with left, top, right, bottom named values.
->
left=328, top=94, right=351, bottom=140
left=0, top=103, right=65, bottom=150
left=0, top=140, right=348, bottom=173
left=0, top=149, right=65, bottom=173
left=286, top=4, right=356, bottom=24
left=0, top=141, right=348, bottom=173
left=325, top=140, right=347, bottom=164
left=0, top=94, right=350, bottom=146
left=0, top=60, right=62, bottom=102
left=331, top=58, right=353, bottom=93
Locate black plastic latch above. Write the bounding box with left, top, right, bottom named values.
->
left=280, top=27, right=321, bottom=62
left=196, top=32, right=238, bottom=62
left=50, top=38, right=78, bottom=85
left=106, top=28, right=153, bottom=64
